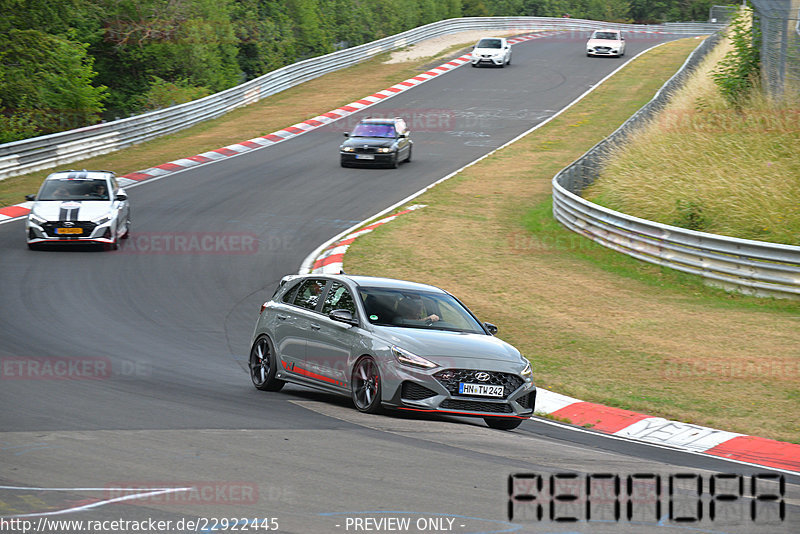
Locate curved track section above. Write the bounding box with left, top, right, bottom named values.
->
left=1, top=33, right=797, bottom=532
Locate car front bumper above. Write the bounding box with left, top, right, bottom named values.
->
left=471, top=56, right=505, bottom=65
left=26, top=219, right=117, bottom=245
left=587, top=48, right=622, bottom=56
left=340, top=152, right=397, bottom=166
left=382, top=365, right=536, bottom=419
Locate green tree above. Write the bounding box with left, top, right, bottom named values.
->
left=92, top=0, right=241, bottom=115
left=0, top=29, right=108, bottom=138
left=462, top=0, right=490, bottom=16
left=232, top=0, right=297, bottom=79
left=135, top=76, right=212, bottom=111
left=286, top=0, right=332, bottom=58
left=0, top=0, right=101, bottom=36
left=586, top=0, right=631, bottom=21
left=713, top=7, right=760, bottom=107
left=628, top=0, right=670, bottom=22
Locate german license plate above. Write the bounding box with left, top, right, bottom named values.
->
left=355, top=154, right=375, bottom=160
left=459, top=383, right=504, bottom=397
left=56, top=227, right=83, bottom=235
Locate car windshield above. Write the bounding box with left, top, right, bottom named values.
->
left=38, top=179, right=109, bottom=201
left=351, top=123, right=396, bottom=138
left=476, top=39, right=502, bottom=49
left=593, top=32, right=619, bottom=40
left=359, top=287, right=485, bottom=333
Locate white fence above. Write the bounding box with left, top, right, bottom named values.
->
left=0, top=16, right=721, bottom=181
left=551, top=33, right=800, bottom=298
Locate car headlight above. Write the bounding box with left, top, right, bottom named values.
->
left=342, top=146, right=354, bottom=152
left=92, top=213, right=112, bottom=225
left=28, top=212, right=47, bottom=225
left=392, top=346, right=438, bottom=370
left=521, top=360, right=532, bottom=380
left=377, top=147, right=392, bottom=153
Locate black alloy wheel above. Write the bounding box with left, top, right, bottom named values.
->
left=250, top=336, right=285, bottom=391
left=352, top=357, right=382, bottom=413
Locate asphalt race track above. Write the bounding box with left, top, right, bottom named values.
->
left=1, top=32, right=798, bottom=533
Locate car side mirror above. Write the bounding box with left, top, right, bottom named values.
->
left=343, top=132, right=350, bottom=137
left=484, top=322, right=498, bottom=335
left=25, top=194, right=36, bottom=201
left=330, top=309, right=358, bottom=326
left=116, top=193, right=127, bottom=201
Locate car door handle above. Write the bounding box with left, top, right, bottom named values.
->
left=277, top=314, right=288, bottom=320
left=310, top=323, right=321, bottom=330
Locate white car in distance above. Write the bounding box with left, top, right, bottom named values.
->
left=586, top=30, right=625, bottom=57
left=470, top=37, right=512, bottom=67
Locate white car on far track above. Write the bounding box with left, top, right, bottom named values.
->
left=470, top=37, right=512, bottom=67
left=586, top=30, right=626, bottom=57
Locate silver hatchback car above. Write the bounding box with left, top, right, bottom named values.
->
left=25, top=170, right=131, bottom=250
left=249, top=274, right=536, bottom=430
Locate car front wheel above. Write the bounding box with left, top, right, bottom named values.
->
left=352, top=356, right=382, bottom=413
left=250, top=336, right=285, bottom=391
left=484, top=416, right=522, bottom=430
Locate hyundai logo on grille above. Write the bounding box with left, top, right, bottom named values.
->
left=63, top=222, right=74, bottom=227
left=475, top=372, right=490, bottom=382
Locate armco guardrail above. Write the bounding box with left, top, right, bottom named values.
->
left=552, top=32, right=800, bottom=298
left=0, top=16, right=721, bottom=181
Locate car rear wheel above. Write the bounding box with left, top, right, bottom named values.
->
left=484, top=416, right=522, bottom=430
left=352, top=356, right=382, bottom=413
left=250, top=336, right=285, bottom=391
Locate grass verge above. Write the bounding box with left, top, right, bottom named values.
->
left=343, top=37, right=800, bottom=443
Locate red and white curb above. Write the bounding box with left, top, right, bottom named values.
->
left=537, top=390, right=800, bottom=473
left=305, top=207, right=800, bottom=475
left=0, top=31, right=556, bottom=224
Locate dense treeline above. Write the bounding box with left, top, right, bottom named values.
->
left=0, top=0, right=721, bottom=143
